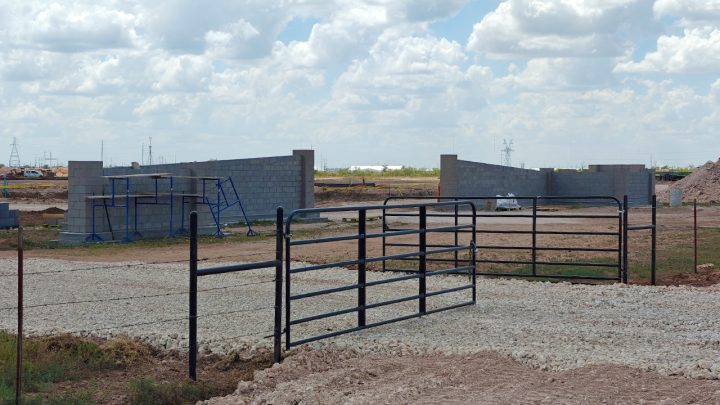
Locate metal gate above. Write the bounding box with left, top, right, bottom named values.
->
left=384, top=196, right=625, bottom=282
left=283, top=200, right=477, bottom=349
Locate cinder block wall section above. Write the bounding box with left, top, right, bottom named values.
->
left=441, top=155, right=548, bottom=198
left=440, top=155, right=654, bottom=207
left=60, top=150, right=315, bottom=244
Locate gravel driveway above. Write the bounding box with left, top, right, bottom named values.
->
left=1, top=258, right=719, bottom=380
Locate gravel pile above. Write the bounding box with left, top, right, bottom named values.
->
left=1, top=258, right=719, bottom=379
left=658, top=158, right=720, bottom=203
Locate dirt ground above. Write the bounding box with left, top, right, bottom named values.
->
left=207, top=348, right=720, bottom=405
left=16, top=334, right=273, bottom=405
left=0, top=179, right=67, bottom=205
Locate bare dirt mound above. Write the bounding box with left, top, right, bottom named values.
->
left=205, top=348, right=720, bottom=404
left=658, top=159, right=720, bottom=203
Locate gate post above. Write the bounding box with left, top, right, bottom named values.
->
left=381, top=204, right=386, bottom=272
left=651, top=195, right=657, bottom=285
left=188, top=212, right=198, bottom=381
left=419, top=206, right=427, bottom=315
left=284, top=220, right=292, bottom=350
left=622, top=195, right=629, bottom=284
left=358, top=209, right=367, bottom=327
left=273, top=208, right=284, bottom=363
left=470, top=204, right=477, bottom=303
left=454, top=198, right=459, bottom=268
left=532, top=198, right=537, bottom=276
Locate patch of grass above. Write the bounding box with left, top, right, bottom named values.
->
left=0, top=332, right=118, bottom=403
left=20, top=391, right=93, bottom=405
left=129, top=378, right=219, bottom=405
left=630, top=227, right=720, bottom=280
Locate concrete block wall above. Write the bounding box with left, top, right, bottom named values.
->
left=440, top=155, right=654, bottom=207
left=60, top=150, right=314, bottom=243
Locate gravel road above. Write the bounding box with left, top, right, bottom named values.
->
left=1, top=258, right=719, bottom=380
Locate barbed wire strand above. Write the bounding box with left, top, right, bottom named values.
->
left=0, top=279, right=276, bottom=311
left=62, top=305, right=274, bottom=334
left=0, top=251, right=278, bottom=278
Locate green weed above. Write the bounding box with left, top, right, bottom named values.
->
left=128, top=378, right=218, bottom=405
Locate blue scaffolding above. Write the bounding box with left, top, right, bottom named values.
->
left=85, top=173, right=255, bottom=242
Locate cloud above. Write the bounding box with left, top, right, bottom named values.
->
left=504, top=57, right=617, bottom=90
left=14, top=2, right=143, bottom=52
left=332, top=34, right=472, bottom=113
left=467, top=0, right=656, bottom=58
left=147, top=0, right=289, bottom=58
left=616, top=26, right=720, bottom=73
left=148, top=54, right=213, bottom=92
left=653, top=0, right=720, bottom=22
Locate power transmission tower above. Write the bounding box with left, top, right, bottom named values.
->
left=147, top=137, right=153, bottom=165
left=501, top=139, right=514, bottom=167
left=8, top=137, right=21, bottom=167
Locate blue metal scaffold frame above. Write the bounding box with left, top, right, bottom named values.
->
left=85, top=174, right=255, bottom=242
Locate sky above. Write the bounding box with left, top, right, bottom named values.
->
left=1, top=0, right=719, bottom=169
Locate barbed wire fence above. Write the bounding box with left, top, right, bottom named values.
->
left=6, top=213, right=284, bottom=401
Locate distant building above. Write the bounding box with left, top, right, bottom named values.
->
left=349, top=165, right=403, bottom=172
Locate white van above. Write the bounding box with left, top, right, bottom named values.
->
left=23, top=169, right=43, bottom=178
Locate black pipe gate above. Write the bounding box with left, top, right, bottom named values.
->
left=383, top=196, right=625, bottom=282
left=186, top=196, right=657, bottom=378
left=282, top=200, right=477, bottom=350
left=188, top=209, right=284, bottom=380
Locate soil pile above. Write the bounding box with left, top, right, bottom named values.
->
left=658, top=159, right=720, bottom=203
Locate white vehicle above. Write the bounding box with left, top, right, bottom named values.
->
left=23, top=169, right=44, bottom=178
left=496, top=193, right=522, bottom=211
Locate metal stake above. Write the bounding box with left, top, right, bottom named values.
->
left=694, top=199, right=698, bottom=273
left=419, top=206, right=427, bottom=315
left=16, top=227, right=23, bottom=405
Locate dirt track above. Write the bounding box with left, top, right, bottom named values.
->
left=207, top=349, right=720, bottom=404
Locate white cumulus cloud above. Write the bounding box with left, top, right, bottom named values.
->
left=616, top=26, right=720, bottom=73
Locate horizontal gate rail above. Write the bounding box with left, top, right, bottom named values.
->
left=284, top=200, right=477, bottom=350
left=383, top=195, right=624, bottom=283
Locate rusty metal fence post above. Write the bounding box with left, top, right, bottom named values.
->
left=418, top=206, right=427, bottom=315
left=16, top=226, right=24, bottom=405
left=694, top=199, right=698, bottom=273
